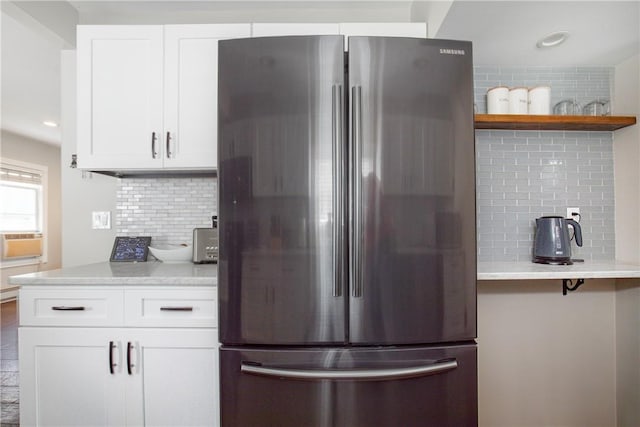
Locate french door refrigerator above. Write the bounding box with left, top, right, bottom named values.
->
left=218, top=35, right=477, bottom=427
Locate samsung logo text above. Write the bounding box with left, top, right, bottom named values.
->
left=439, top=49, right=465, bottom=55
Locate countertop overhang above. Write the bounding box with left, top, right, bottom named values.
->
left=8, top=261, right=217, bottom=286
left=477, top=260, right=640, bottom=281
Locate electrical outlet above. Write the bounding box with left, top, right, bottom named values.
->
left=92, top=211, right=111, bottom=229
left=566, top=207, right=580, bottom=222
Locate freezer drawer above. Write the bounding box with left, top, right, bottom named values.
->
left=220, top=344, right=477, bottom=427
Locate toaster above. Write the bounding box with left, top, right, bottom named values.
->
left=193, top=228, right=218, bottom=263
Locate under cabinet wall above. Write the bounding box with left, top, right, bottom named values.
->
left=478, top=279, right=616, bottom=427
left=474, top=66, right=616, bottom=262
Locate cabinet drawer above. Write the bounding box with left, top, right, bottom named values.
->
left=19, top=288, right=124, bottom=327
left=124, top=288, right=217, bottom=328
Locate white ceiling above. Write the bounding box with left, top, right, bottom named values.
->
left=1, top=0, right=639, bottom=147
left=437, top=1, right=640, bottom=67
left=1, top=7, right=64, bottom=145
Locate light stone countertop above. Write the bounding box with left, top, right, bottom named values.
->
left=8, top=261, right=217, bottom=286
left=10, top=259, right=640, bottom=286
left=478, top=260, right=640, bottom=281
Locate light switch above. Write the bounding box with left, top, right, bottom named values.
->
left=92, top=211, right=111, bottom=229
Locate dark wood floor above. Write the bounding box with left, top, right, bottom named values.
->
left=1, top=300, right=19, bottom=426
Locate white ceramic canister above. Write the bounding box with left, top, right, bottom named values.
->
left=528, top=86, right=551, bottom=115
left=508, top=87, right=529, bottom=114
left=487, top=86, right=509, bottom=114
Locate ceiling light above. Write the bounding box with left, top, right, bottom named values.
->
left=536, top=31, right=570, bottom=49
left=43, top=121, right=58, bottom=127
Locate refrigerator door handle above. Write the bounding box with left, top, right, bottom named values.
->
left=332, top=84, right=343, bottom=298
left=241, top=359, right=458, bottom=381
left=351, top=85, right=363, bottom=298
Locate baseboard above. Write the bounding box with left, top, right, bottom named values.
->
left=1, top=287, right=19, bottom=302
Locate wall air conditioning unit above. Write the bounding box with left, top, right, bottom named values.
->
left=1, top=233, right=43, bottom=260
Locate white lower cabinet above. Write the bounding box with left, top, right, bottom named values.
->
left=19, top=286, right=219, bottom=427
left=130, top=329, right=218, bottom=427
left=20, top=328, right=125, bottom=427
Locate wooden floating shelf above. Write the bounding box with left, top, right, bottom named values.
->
left=474, top=114, right=637, bottom=131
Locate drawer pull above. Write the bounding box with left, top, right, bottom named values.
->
left=52, top=306, right=86, bottom=311
left=160, top=306, right=194, bottom=312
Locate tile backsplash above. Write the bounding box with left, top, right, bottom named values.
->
left=116, top=178, right=217, bottom=247
left=474, top=66, right=613, bottom=115
left=475, top=66, right=615, bottom=262
left=114, top=66, right=617, bottom=263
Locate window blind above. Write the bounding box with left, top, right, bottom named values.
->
left=0, top=167, right=43, bottom=185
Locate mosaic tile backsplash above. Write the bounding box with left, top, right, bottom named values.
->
left=114, top=66, right=616, bottom=263
left=475, top=66, right=615, bottom=262
left=116, top=178, right=217, bottom=247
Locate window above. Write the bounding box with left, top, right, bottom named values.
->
left=0, top=158, right=47, bottom=266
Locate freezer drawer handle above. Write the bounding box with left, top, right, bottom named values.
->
left=159, top=306, right=194, bottom=312
left=51, top=306, right=85, bottom=311
left=240, top=359, right=458, bottom=381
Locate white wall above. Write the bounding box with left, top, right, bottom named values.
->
left=613, top=53, right=640, bottom=427
left=60, top=50, right=117, bottom=267
left=613, top=54, right=640, bottom=264
left=0, top=130, right=62, bottom=291
left=477, top=280, right=616, bottom=427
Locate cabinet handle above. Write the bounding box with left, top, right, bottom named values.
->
left=51, top=306, right=85, bottom=311
left=166, top=131, right=172, bottom=158
left=109, top=341, right=117, bottom=375
left=151, top=132, right=158, bottom=159
left=160, top=306, right=194, bottom=312
left=127, top=342, right=134, bottom=375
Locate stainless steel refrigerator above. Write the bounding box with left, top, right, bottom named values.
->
left=218, top=35, right=477, bottom=427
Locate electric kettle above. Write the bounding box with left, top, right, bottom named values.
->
left=533, top=216, right=583, bottom=265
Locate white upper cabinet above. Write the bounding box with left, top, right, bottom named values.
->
left=163, top=24, right=250, bottom=169
left=77, top=24, right=251, bottom=171
left=77, top=26, right=164, bottom=170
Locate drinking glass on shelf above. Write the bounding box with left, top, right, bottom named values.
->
left=553, top=99, right=580, bottom=115
left=582, top=99, right=610, bottom=116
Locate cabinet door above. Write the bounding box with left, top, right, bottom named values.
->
left=163, top=24, right=251, bottom=169
left=125, top=329, right=219, bottom=427
left=77, top=26, right=164, bottom=170
left=19, top=327, right=126, bottom=427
